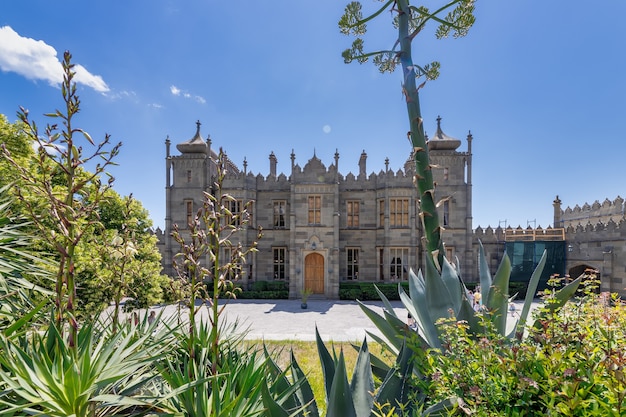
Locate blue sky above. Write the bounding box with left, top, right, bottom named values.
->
left=1, top=1, right=625, bottom=231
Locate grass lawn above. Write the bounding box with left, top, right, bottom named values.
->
left=245, top=339, right=396, bottom=411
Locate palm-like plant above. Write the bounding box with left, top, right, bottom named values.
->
left=0, top=316, right=174, bottom=416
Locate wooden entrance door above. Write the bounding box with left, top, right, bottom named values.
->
left=305, top=253, right=325, bottom=294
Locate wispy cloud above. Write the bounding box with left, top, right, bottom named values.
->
left=0, top=26, right=109, bottom=93
left=170, top=84, right=206, bottom=104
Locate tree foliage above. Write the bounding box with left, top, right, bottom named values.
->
left=0, top=53, right=171, bottom=328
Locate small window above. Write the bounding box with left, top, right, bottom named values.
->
left=186, top=200, right=193, bottom=227
left=443, top=167, right=449, bottom=181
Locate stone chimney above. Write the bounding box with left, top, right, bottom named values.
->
left=269, top=152, right=277, bottom=177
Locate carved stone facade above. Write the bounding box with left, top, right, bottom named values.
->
left=157, top=117, right=475, bottom=298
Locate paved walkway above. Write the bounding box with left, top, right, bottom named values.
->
left=147, top=299, right=537, bottom=342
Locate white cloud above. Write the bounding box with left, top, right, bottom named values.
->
left=0, top=26, right=109, bottom=93
left=170, top=84, right=205, bottom=104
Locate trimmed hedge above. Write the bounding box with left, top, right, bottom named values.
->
left=339, top=281, right=409, bottom=301
left=237, top=280, right=289, bottom=299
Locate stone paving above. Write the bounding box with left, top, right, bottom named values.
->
left=146, top=298, right=538, bottom=342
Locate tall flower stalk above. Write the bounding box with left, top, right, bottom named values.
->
left=171, top=148, right=260, bottom=414
left=1, top=51, right=121, bottom=345
left=340, top=0, right=475, bottom=265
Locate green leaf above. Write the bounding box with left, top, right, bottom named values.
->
left=422, top=396, right=460, bottom=416
left=515, top=250, right=547, bottom=334
left=350, top=339, right=374, bottom=417
left=357, top=300, right=404, bottom=352
left=424, top=254, right=455, bottom=325
left=486, top=252, right=511, bottom=334
left=326, top=351, right=357, bottom=417
left=477, top=240, right=492, bottom=302
left=289, top=350, right=319, bottom=417
left=375, top=343, right=413, bottom=410
left=315, top=326, right=335, bottom=403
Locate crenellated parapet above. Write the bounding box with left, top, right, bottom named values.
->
left=561, top=196, right=625, bottom=229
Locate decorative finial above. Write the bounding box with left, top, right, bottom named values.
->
left=195, top=120, right=201, bottom=134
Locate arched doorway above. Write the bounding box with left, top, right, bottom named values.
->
left=305, top=253, right=325, bottom=294
left=568, top=263, right=600, bottom=292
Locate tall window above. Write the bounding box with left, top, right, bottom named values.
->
left=379, top=199, right=385, bottom=228
left=273, top=247, right=287, bottom=280
left=378, top=248, right=384, bottom=280
left=346, top=248, right=359, bottom=280
left=273, top=200, right=286, bottom=228
left=308, top=195, right=321, bottom=225
left=443, top=200, right=450, bottom=227
left=389, top=248, right=409, bottom=280
left=187, top=170, right=192, bottom=183
left=227, top=199, right=242, bottom=226
left=186, top=200, right=193, bottom=227
left=443, top=167, right=449, bottom=181
left=346, top=200, right=360, bottom=228
left=390, top=198, right=409, bottom=227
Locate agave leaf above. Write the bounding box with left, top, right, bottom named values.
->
left=424, top=253, right=455, bottom=324
left=375, top=342, right=413, bottom=411
left=440, top=256, right=463, bottom=314
left=401, top=284, right=440, bottom=349
left=350, top=339, right=375, bottom=417
left=533, top=275, right=582, bottom=330
left=326, top=351, right=357, bottom=417
left=357, top=301, right=404, bottom=352
left=422, top=396, right=460, bottom=416
left=374, top=284, right=399, bottom=318
left=315, top=326, right=335, bottom=403
left=289, top=350, right=319, bottom=417
left=260, top=380, right=291, bottom=417
left=456, top=296, right=480, bottom=334
left=477, top=240, right=493, bottom=303
left=263, top=345, right=300, bottom=412
left=486, top=252, right=511, bottom=335
left=514, top=250, right=547, bottom=335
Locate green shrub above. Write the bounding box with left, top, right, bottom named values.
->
left=339, top=282, right=409, bottom=301
left=423, top=288, right=626, bottom=415
left=249, top=280, right=268, bottom=291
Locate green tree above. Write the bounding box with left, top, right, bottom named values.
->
left=0, top=77, right=171, bottom=326
left=339, top=0, right=475, bottom=265
left=0, top=114, right=32, bottom=190
left=75, top=190, right=171, bottom=325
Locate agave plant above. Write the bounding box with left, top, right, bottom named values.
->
left=360, top=241, right=582, bottom=352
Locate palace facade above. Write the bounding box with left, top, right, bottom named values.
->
left=157, top=117, right=475, bottom=299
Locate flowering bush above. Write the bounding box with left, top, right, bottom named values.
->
left=423, top=280, right=626, bottom=416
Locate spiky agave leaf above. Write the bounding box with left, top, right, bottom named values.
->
left=485, top=252, right=511, bottom=335
left=350, top=338, right=375, bottom=417
left=289, top=349, right=319, bottom=417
